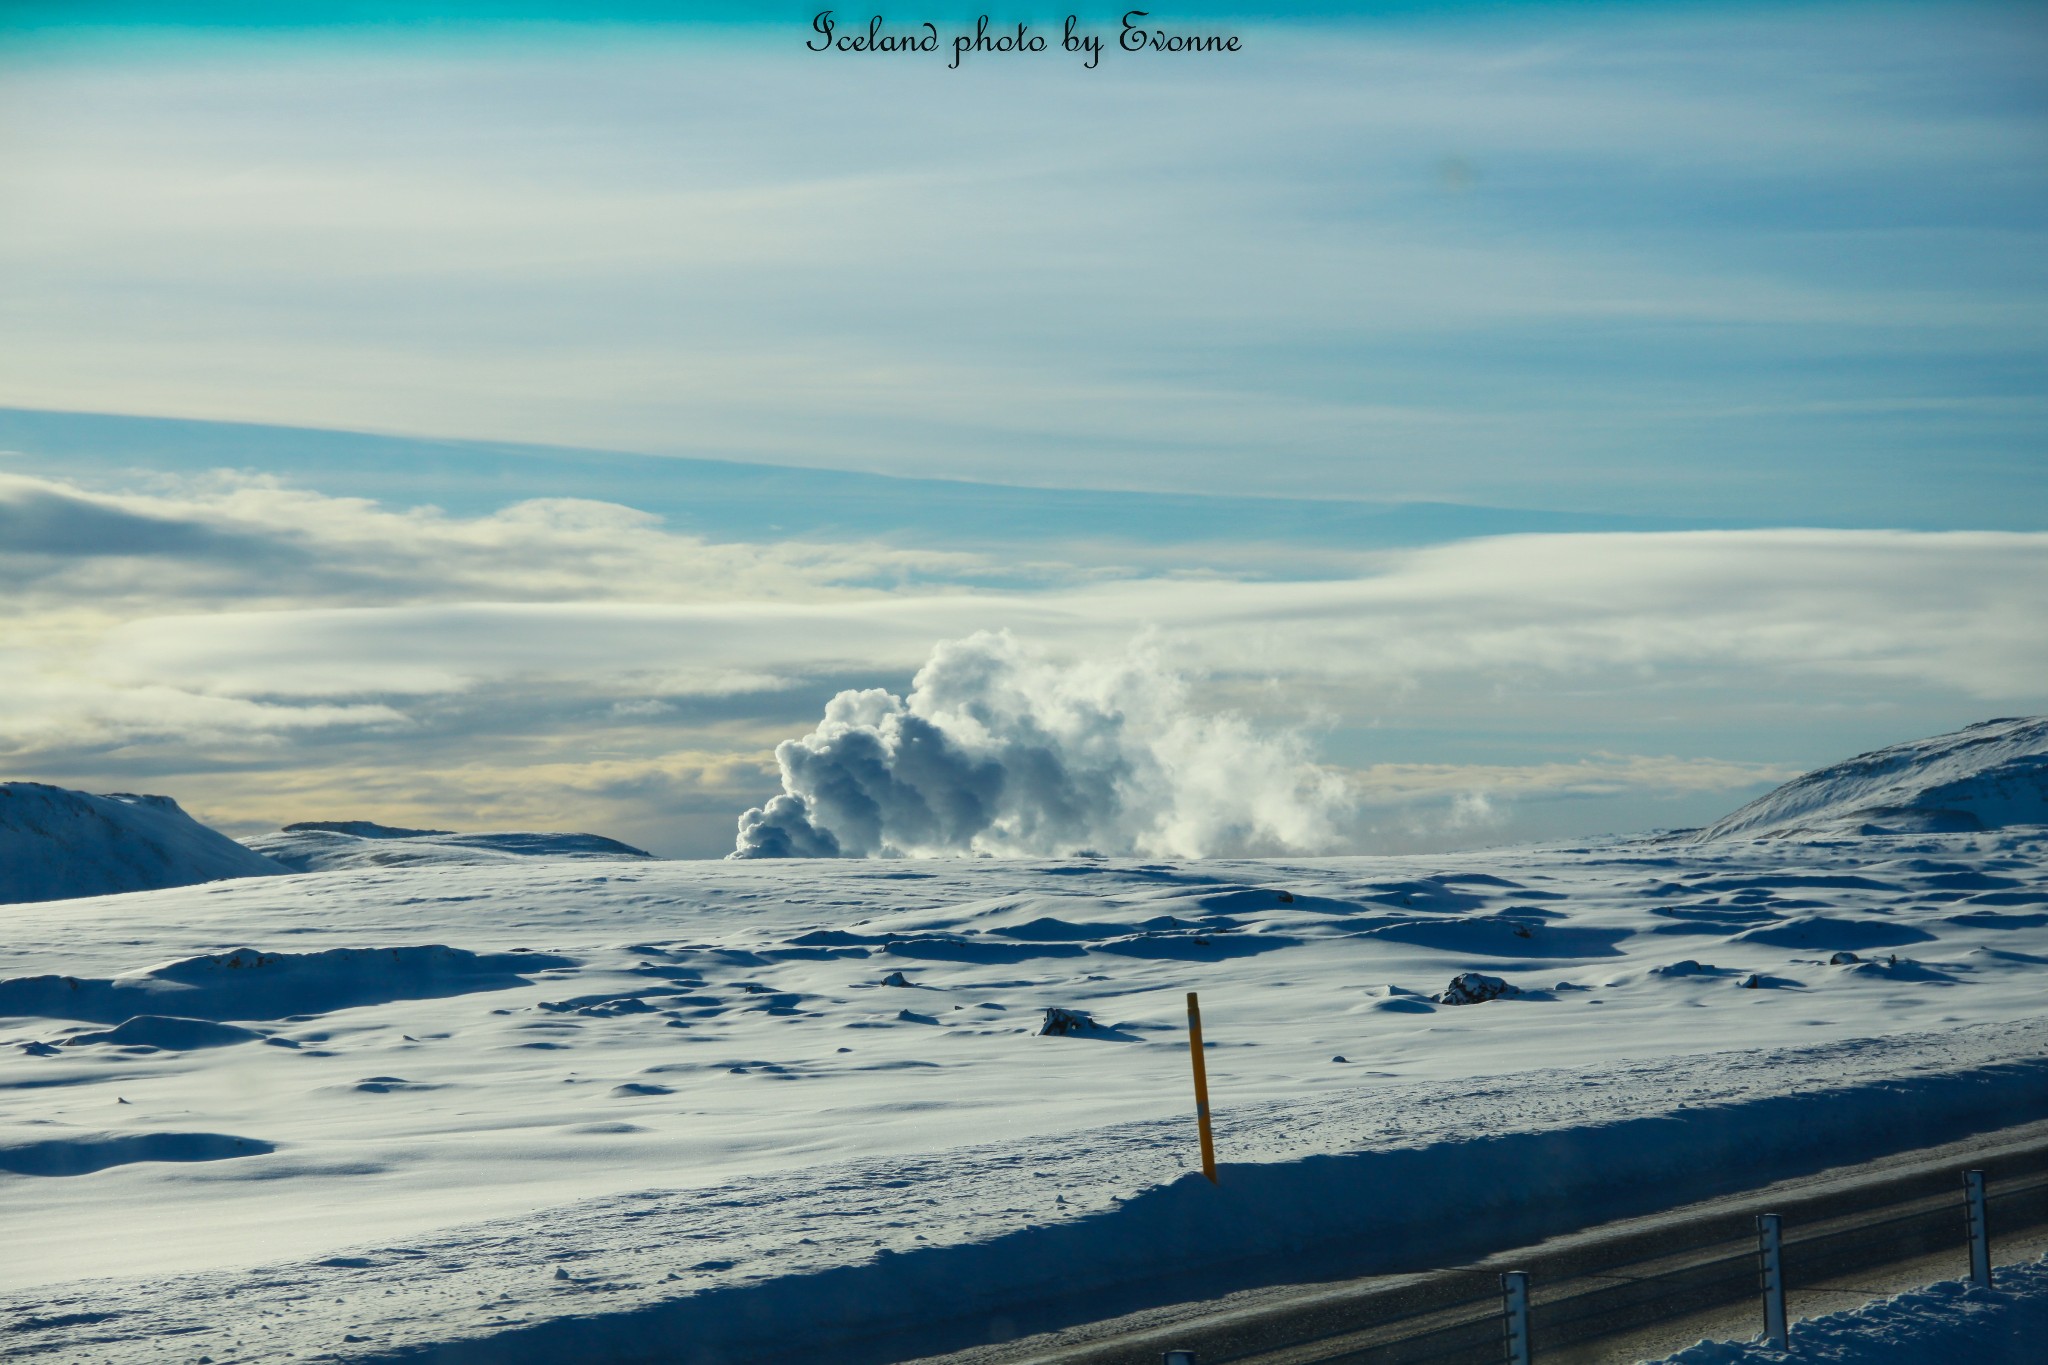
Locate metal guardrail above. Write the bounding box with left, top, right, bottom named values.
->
left=1157, top=1168, right=2048, bottom=1365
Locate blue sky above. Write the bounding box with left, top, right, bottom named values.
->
left=0, top=2, right=2042, bottom=855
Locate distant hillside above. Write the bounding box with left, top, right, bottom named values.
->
left=0, top=783, right=284, bottom=905
left=243, top=820, right=655, bottom=872
left=1695, top=717, right=2048, bottom=841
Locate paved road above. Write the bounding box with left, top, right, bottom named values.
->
left=894, top=1117, right=2048, bottom=1365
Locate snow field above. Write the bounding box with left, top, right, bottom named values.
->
left=2, top=827, right=2046, bottom=1361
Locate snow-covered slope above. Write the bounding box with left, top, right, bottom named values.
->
left=0, top=782, right=283, bottom=905
left=243, top=819, right=654, bottom=872
left=1695, top=717, right=2048, bottom=841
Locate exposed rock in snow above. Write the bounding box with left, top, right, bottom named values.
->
left=1435, top=972, right=1520, bottom=1005
left=243, top=823, right=654, bottom=872
left=1694, top=716, right=2048, bottom=841
left=1038, top=1006, right=1102, bottom=1036
left=0, top=782, right=283, bottom=906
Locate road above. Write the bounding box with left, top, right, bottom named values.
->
left=893, top=1117, right=2048, bottom=1365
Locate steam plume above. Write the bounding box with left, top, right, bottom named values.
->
left=730, top=632, right=1346, bottom=859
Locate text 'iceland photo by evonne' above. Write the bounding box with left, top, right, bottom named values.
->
left=1, top=2, right=2045, bottom=1363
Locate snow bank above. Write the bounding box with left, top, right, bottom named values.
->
left=245, top=821, right=653, bottom=872
left=1038, top=1006, right=1104, bottom=1035
left=1650, top=1257, right=2048, bottom=1363
left=0, top=782, right=282, bottom=905
left=1696, top=716, right=2048, bottom=841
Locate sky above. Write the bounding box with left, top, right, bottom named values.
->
left=0, top=1, right=2044, bottom=857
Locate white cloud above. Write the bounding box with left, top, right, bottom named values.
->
left=81, top=530, right=2048, bottom=706
left=0, top=469, right=978, bottom=609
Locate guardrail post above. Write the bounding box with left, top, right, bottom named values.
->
left=1757, top=1213, right=1789, bottom=1350
left=1964, top=1169, right=1991, bottom=1289
left=1501, top=1270, right=1531, bottom=1365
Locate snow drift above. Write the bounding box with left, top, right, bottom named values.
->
left=732, top=632, right=1347, bottom=859
left=0, top=782, right=282, bottom=906
left=0, top=944, right=575, bottom=1024
left=245, top=820, right=654, bottom=872
left=0, top=1130, right=275, bottom=1178
left=1695, top=716, right=2048, bottom=841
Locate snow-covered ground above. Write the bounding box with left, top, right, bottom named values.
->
left=1649, top=1258, right=2048, bottom=1363
left=4, top=822, right=2048, bottom=1362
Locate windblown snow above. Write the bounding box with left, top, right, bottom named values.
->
left=1695, top=716, right=2048, bottom=841
left=0, top=782, right=282, bottom=905
left=2, top=724, right=2045, bottom=1364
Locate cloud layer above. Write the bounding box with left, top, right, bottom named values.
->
left=78, top=527, right=2048, bottom=705
left=3, top=467, right=2042, bottom=855
left=732, top=632, right=1347, bottom=859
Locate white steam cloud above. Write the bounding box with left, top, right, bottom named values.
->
left=730, top=632, right=1348, bottom=860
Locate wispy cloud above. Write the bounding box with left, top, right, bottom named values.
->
left=0, top=7, right=2041, bottom=520
left=71, top=528, right=2047, bottom=704
left=1353, top=754, right=1803, bottom=806
left=0, top=470, right=980, bottom=609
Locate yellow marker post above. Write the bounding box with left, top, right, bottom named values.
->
left=1186, top=990, right=1218, bottom=1184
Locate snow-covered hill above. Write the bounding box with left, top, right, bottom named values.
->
left=1695, top=716, right=2048, bottom=841
left=0, top=782, right=283, bottom=906
left=242, top=819, right=655, bottom=872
